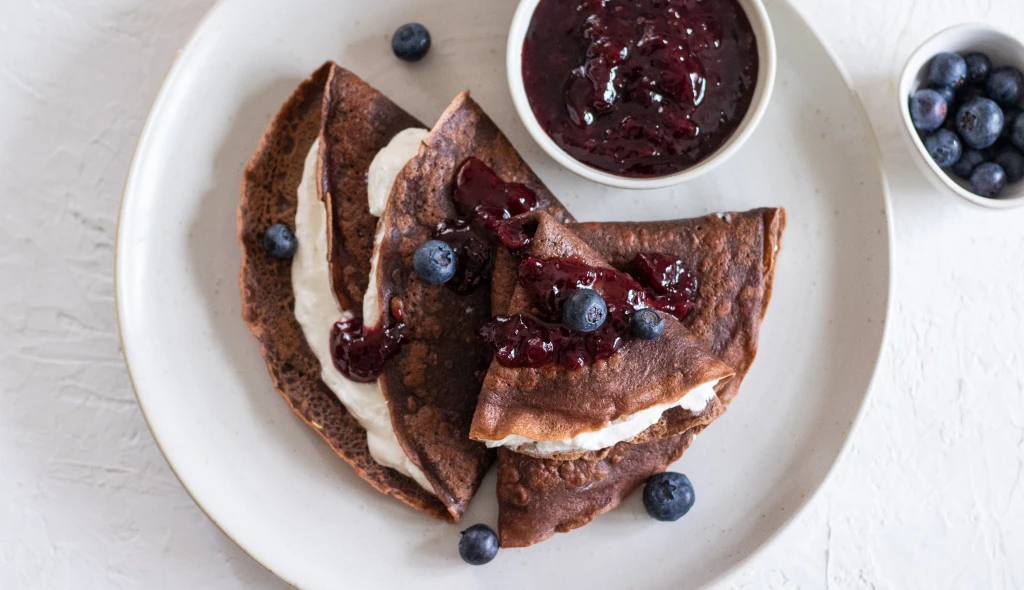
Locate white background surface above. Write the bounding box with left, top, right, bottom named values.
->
left=1, top=0, right=1022, bottom=588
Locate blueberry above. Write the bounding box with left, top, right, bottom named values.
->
left=923, top=129, right=962, bottom=168
left=927, top=52, right=968, bottom=89
left=458, top=524, right=498, bottom=565
left=630, top=308, right=665, bottom=340
left=963, top=52, right=992, bottom=85
left=1011, top=113, right=1024, bottom=151
left=909, top=89, right=948, bottom=131
left=951, top=148, right=986, bottom=179
left=1001, top=107, right=1023, bottom=139
left=562, top=289, right=607, bottom=332
left=413, top=240, right=457, bottom=284
left=987, top=66, right=1024, bottom=106
left=956, top=97, right=1004, bottom=149
left=642, top=472, right=695, bottom=522
left=392, top=23, right=431, bottom=62
left=263, top=224, right=298, bottom=259
left=994, top=146, right=1024, bottom=183
left=970, top=162, right=1008, bottom=198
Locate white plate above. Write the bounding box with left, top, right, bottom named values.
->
left=116, top=0, right=892, bottom=588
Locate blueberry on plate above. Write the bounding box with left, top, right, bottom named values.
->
left=994, top=146, right=1024, bottom=183
left=562, top=289, right=607, bottom=332
left=630, top=308, right=665, bottom=340
left=458, top=524, right=498, bottom=566
left=392, top=23, right=431, bottom=62
left=413, top=240, right=457, bottom=284
left=923, top=129, right=963, bottom=168
left=970, top=162, right=1008, bottom=198
left=1011, top=113, right=1024, bottom=152
left=987, top=66, right=1024, bottom=106
left=263, top=223, right=298, bottom=259
left=963, top=52, right=992, bottom=85
left=951, top=148, right=986, bottom=179
left=909, top=89, right=948, bottom=132
left=927, top=52, right=968, bottom=89
left=643, top=472, right=695, bottom=522
left=956, top=97, right=1004, bottom=149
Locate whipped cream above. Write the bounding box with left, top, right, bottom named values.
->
left=484, top=378, right=721, bottom=455
left=366, top=128, right=429, bottom=217
left=292, top=138, right=434, bottom=493
left=363, top=128, right=428, bottom=325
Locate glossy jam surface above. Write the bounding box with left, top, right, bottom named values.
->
left=481, top=253, right=698, bottom=369
left=330, top=315, right=407, bottom=383
left=522, top=0, right=759, bottom=177
left=436, top=158, right=540, bottom=293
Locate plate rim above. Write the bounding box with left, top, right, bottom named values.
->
left=114, top=0, right=895, bottom=587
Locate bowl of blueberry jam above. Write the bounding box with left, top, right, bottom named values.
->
left=900, top=23, right=1024, bottom=209
left=507, top=0, right=777, bottom=189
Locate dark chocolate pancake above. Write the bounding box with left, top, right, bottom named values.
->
left=370, top=92, right=576, bottom=519
left=239, top=63, right=450, bottom=520
left=493, top=208, right=786, bottom=547
left=470, top=212, right=734, bottom=458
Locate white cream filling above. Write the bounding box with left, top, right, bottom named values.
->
left=292, top=138, right=434, bottom=493
left=484, top=378, right=722, bottom=455
left=366, top=128, right=430, bottom=217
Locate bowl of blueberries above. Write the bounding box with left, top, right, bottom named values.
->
left=900, top=23, right=1024, bottom=209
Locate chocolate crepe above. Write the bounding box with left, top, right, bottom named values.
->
left=369, top=92, right=576, bottom=519
left=470, top=212, right=734, bottom=458
left=494, top=208, right=786, bottom=547
left=239, top=63, right=451, bottom=520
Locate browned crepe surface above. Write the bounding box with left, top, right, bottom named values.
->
left=238, top=63, right=450, bottom=521
left=493, top=208, right=786, bottom=547
left=320, top=66, right=424, bottom=310
left=372, top=92, right=576, bottom=519
left=470, top=212, right=734, bottom=449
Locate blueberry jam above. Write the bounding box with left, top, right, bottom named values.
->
left=522, top=0, right=759, bottom=178
left=480, top=252, right=698, bottom=370
left=435, top=158, right=540, bottom=293
left=330, top=315, right=407, bottom=383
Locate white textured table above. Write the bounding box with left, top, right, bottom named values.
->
left=2, top=1, right=1023, bottom=588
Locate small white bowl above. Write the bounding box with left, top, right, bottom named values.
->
left=506, top=0, right=777, bottom=190
left=899, top=23, right=1024, bottom=209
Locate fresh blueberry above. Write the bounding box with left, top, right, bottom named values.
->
left=1010, top=113, right=1024, bottom=152
left=986, top=66, right=1024, bottom=106
left=970, top=162, right=1008, bottom=198
left=963, top=52, right=992, bottom=85
left=909, top=89, right=948, bottom=131
left=562, top=289, right=607, bottom=333
left=263, top=223, right=298, bottom=259
left=413, top=240, right=457, bottom=284
left=951, top=149, right=986, bottom=179
left=642, top=472, right=695, bottom=522
left=392, top=23, right=431, bottom=62
left=1001, top=107, right=1023, bottom=139
left=927, top=52, right=968, bottom=89
left=458, top=524, right=498, bottom=565
left=923, top=129, right=963, bottom=168
left=630, top=308, right=665, bottom=340
left=956, top=97, right=1005, bottom=149
left=994, top=146, right=1024, bottom=183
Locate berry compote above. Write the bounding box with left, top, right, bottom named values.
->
left=480, top=252, right=699, bottom=370
left=522, top=0, right=758, bottom=177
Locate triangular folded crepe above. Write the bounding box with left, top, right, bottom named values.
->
left=493, top=208, right=785, bottom=547
left=471, top=212, right=734, bottom=460
left=366, top=92, right=576, bottom=518
left=240, top=63, right=459, bottom=518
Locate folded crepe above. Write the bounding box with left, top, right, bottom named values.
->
left=365, top=91, right=576, bottom=517
left=493, top=208, right=785, bottom=547
left=470, top=212, right=734, bottom=461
